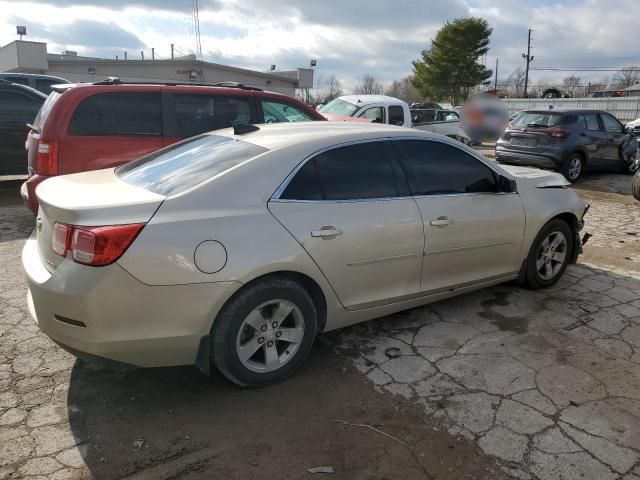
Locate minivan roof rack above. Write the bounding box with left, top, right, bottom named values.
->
left=211, top=82, right=263, bottom=91
left=88, top=77, right=263, bottom=91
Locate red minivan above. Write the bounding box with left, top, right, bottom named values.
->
left=22, top=80, right=325, bottom=212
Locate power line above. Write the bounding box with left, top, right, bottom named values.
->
left=532, top=67, right=640, bottom=72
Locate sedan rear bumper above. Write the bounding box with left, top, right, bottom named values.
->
left=22, top=231, right=240, bottom=367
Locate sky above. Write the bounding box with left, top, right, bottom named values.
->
left=1, top=0, right=639, bottom=92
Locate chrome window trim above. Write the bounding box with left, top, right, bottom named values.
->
left=270, top=135, right=514, bottom=202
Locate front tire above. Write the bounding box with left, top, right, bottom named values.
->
left=561, top=154, right=583, bottom=183
left=524, top=219, right=574, bottom=289
left=211, top=277, right=318, bottom=387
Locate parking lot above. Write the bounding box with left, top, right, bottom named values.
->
left=1, top=154, right=639, bottom=479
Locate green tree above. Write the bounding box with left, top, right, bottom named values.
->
left=412, top=17, right=493, bottom=105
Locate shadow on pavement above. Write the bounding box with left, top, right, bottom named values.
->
left=66, top=340, right=508, bottom=480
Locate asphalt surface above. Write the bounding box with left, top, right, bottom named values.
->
left=1, top=161, right=639, bottom=479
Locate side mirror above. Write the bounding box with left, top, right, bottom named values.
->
left=498, top=175, right=517, bottom=193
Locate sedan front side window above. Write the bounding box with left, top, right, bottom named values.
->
left=394, top=140, right=498, bottom=195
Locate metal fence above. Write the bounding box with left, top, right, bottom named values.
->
left=502, top=97, right=640, bottom=122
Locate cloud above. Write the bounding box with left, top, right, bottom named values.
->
left=10, top=16, right=145, bottom=53
left=1, top=0, right=639, bottom=92
left=30, top=0, right=221, bottom=12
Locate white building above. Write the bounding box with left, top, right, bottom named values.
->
left=0, top=40, right=313, bottom=97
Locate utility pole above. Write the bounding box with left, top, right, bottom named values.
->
left=170, top=44, right=174, bottom=60
left=494, top=58, right=499, bottom=91
left=151, top=47, right=155, bottom=60
left=522, top=28, right=534, bottom=97
left=141, top=51, right=144, bottom=60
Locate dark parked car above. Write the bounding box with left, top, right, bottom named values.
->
left=22, top=79, right=326, bottom=212
left=0, top=73, right=69, bottom=95
left=496, top=109, right=639, bottom=182
left=410, top=102, right=442, bottom=110
left=0, top=80, right=46, bottom=175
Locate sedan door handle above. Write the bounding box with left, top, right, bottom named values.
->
left=430, top=217, right=452, bottom=227
left=311, top=226, right=343, bottom=238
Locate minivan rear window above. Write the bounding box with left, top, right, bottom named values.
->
left=512, top=112, right=565, bottom=128
left=68, top=92, right=162, bottom=136
left=116, top=134, right=268, bottom=196
left=33, top=91, right=61, bottom=132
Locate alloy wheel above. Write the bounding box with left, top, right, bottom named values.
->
left=536, top=231, right=568, bottom=281
left=235, top=299, right=305, bottom=373
left=567, top=157, right=582, bottom=181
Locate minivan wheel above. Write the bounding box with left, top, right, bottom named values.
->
left=211, top=277, right=317, bottom=387
left=562, top=154, right=583, bottom=183
left=524, top=219, right=574, bottom=290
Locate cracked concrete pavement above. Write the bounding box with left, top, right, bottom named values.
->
left=0, top=166, right=639, bottom=479
left=331, top=171, right=640, bottom=479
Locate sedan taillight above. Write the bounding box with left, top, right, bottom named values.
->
left=52, top=222, right=144, bottom=266
left=51, top=223, right=73, bottom=256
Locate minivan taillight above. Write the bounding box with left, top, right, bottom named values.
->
left=37, top=141, right=58, bottom=175
left=51, top=222, right=144, bottom=266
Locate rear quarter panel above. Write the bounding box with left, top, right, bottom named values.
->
left=117, top=145, right=343, bottom=319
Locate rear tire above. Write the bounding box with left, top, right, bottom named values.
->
left=211, top=277, right=317, bottom=387
left=561, top=153, right=583, bottom=183
left=524, top=219, right=574, bottom=290
left=632, top=170, right=640, bottom=201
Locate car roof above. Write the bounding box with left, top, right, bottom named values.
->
left=50, top=82, right=303, bottom=101
left=0, top=80, right=47, bottom=99
left=0, top=72, right=68, bottom=82
left=337, top=95, right=408, bottom=107
left=522, top=108, right=602, bottom=114
left=213, top=122, right=437, bottom=151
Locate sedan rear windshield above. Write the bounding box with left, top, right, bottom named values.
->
left=116, top=135, right=268, bottom=196
left=511, top=112, right=566, bottom=128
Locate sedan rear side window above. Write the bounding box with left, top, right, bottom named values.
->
left=280, top=142, right=398, bottom=201
left=117, top=134, right=267, bottom=196
left=69, top=92, right=162, bottom=136
left=395, top=140, right=498, bottom=195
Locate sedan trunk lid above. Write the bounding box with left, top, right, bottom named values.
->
left=35, top=168, right=165, bottom=272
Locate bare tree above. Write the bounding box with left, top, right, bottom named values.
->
left=296, top=73, right=345, bottom=106
left=586, top=76, right=611, bottom=95
left=323, top=74, right=344, bottom=102
left=530, top=79, right=551, bottom=98
left=507, top=68, right=526, bottom=97
left=385, top=76, right=422, bottom=104
left=355, top=74, right=383, bottom=95
left=612, top=67, right=640, bottom=89
left=561, top=75, right=583, bottom=97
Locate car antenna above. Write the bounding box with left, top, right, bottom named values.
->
left=233, top=123, right=260, bottom=135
